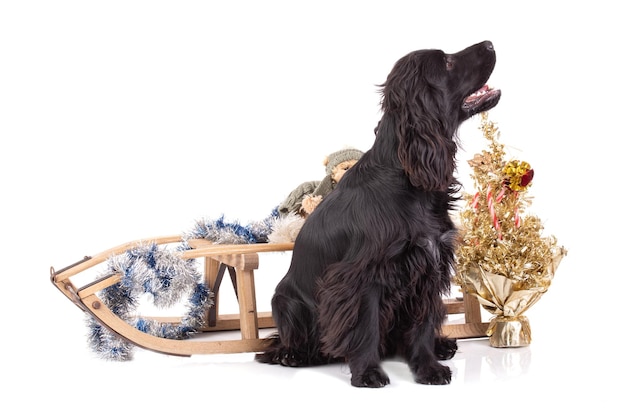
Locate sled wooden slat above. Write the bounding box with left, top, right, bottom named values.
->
left=52, top=235, right=183, bottom=282
left=183, top=240, right=295, bottom=258
left=51, top=235, right=488, bottom=358
left=138, top=312, right=275, bottom=332
left=77, top=273, right=121, bottom=298
left=443, top=322, right=490, bottom=339
left=83, top=293, right=268, bottom=356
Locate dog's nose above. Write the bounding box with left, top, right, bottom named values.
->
left=484, top=41, right=494, bottom=51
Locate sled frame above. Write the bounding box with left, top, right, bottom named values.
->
left=51, top=236, right=488, bottom=357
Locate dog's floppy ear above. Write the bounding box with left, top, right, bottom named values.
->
left=380, top=52, right=456, bottom=191
left=397, top=115, right=455, bottom=191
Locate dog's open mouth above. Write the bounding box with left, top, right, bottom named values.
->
left=463, top=84, right=501, bottom=114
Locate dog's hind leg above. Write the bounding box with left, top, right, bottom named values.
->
left=255, top=291, right=332, bottom=367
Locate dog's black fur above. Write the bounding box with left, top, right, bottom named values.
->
left=256, top=41, right=501, bottom=387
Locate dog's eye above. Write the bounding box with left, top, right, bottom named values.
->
left=445, top=56, right=454, bottom=71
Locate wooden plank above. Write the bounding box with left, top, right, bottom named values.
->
left=52, top=235, right=182, bottom=282
left=236, top=269, right=259, bottom=340
left=443, top=298, right=465, bottom=315
left=52, top=237, right=287, bottom=287
left=213, top=253, right=259, bottom=270
left=84, top=293, right=269, bottom=355
left=442, top=322, right=489, bottom=339
left=182, top=242, right=294, bottom=258
left=77, top=273, right=121, bottom=297
left=210, top=312, right=275, bottom=331
left=143, top=312, right=275, bottom=332
left=204, top=257, right=222, bottom=327
left=462, top=292, right=483, bottom=324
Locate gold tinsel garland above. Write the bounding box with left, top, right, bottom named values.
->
left=455, top=112, right=567, bottom=347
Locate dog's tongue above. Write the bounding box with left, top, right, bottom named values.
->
left=465, top=85, right=491, bottom=104
left=463, top=84, right=500, bottom=111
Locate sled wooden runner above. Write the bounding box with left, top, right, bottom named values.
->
left=51, top=235, right=488, bottom=357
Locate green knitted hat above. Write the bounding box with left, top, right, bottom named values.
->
left=324, top=148, right=364, bottom=175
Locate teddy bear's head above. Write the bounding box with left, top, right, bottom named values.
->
left=324, top=148, right=364, bottom=185
left=277, top=147, right=364, bottom=219
left=299, top=148, right=364, bottom=215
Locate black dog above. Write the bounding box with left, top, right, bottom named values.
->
left=256, top=41, right=501, bottom=387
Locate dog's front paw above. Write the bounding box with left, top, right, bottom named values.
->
left=435, top=337, right=458, bottom=360
left=351, top=367, right=390, bottom=388
left=414, top=362, right=452, bottom=385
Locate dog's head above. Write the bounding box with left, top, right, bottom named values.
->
left=381, top=40, right=500, bottom=129
left=379, top=41, right=501, bottom=191
left=451, top=41, right=501, bottom=120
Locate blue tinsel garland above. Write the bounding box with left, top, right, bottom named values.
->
left=87, top=243, right=212, bottom=361
left=183, top=208, right=279, bottom=244
left=87, top=208, right=281, bottom=361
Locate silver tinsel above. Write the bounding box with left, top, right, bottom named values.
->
left=183, top=209, right=279, bottom=244
left=87, top=243, right=213, bottom=361
left=87, top=208, right=284, bottom=360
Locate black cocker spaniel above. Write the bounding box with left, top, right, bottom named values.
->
left=256, top=41, right=501, bottom=387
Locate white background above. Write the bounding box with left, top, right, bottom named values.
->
left=1, top=1, right=623, bottom=415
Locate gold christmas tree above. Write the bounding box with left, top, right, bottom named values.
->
left=455, top=112, right=567, bottom=347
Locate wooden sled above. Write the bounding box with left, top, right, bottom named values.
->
left=50, top=236, right=488, bottom=357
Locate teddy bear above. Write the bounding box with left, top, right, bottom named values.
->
left=277, top=147, right=364, bottom=218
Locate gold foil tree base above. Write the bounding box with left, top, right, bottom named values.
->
left=458, top=265, right=551, bottom=348
left=487, top=316, right=531, bottom=348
